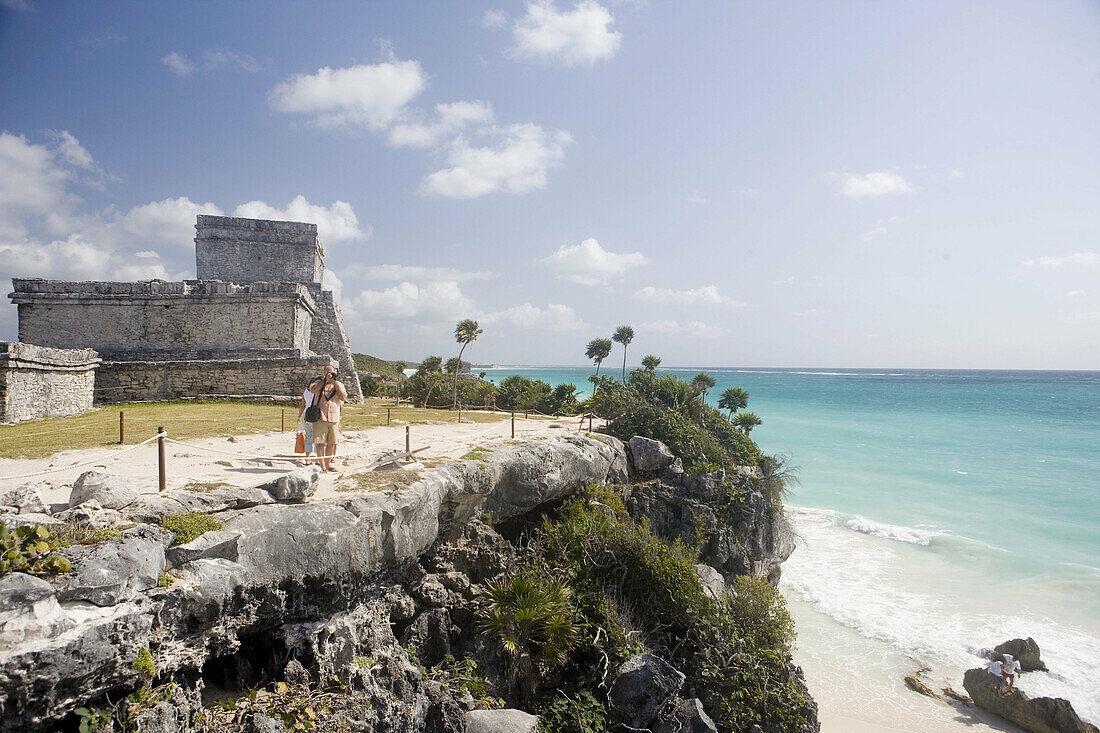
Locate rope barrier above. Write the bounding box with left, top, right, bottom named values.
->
left=161, top=434, right=404, bottom=464
left=0, top=432, right=166, bottom=482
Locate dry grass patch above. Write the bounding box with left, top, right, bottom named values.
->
left=335, top=469, right=422, bottom=494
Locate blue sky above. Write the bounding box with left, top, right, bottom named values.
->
left=1, top=0, right=1098, bottom=368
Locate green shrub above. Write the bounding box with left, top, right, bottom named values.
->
left=538, top=690, right=609, bottom=733
left=0, top=521, right=72, bottom=577
left=161, top=512, right=222, bottom=545
left=133, top=647, right=155, bottom=678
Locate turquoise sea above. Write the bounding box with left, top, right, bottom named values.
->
left=483, top=366, right=1100, bottom=726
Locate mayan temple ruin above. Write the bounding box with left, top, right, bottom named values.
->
left=6, top=215, right=363, bottom=407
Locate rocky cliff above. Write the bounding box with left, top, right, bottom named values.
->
left=0, top=433, right=810, bottom=732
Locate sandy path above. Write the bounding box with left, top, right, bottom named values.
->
left=0, top=414, right=601, bottom=510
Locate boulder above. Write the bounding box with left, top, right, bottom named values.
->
left=962, top=667, right=1098, bottom=733
left=54, top=530, right=166, bottom=606
left=0, top=483, right=48, bottom=515
left=695, top=564, right=727, bottom=600
left=464, top=709, right=539, bottom=733
left=995, top=637, right=1048, bottom=672
left=655, top=698, right=718, bottom=733
left=259, top=467, right=320, bottom=502
left=610, top=653, right=686, bottom=728
left=69, top=471, right=140, bottom=510
left=165, top=530, right=241, bottom=567
left=401, top=608, right=454, bottom=667
left=628, top=436, right=677, bottom=475
left=242, top=711, right=287, bottom=733
left=121, top=494, right=187, bottom=524
left=53, top=500, right=122, bottom=529
left=0, top=573, right=73, bottom=650
left=0, top=512, right=63, bottom=529
left=170, top=485, right=275, bottom=514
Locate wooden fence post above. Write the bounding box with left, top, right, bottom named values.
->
left=157, top=426, right=166, bottom=493
left=589, top=414, right=593, bottom=432
left=511, top=412, right=515, bottom=439
left=387, top=407, right=391, bottom=425
left=281, top=409, right=285, bottom=432
left=119, top=411, right=124, bottom=444
left=405, top=425, right=411, bottom=453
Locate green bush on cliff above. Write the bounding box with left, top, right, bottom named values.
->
left=161, top=512, right=222, bottom=546
left=0, top=521, right=72, bottom=578
left=509, top=492, right=809, bottom=732
left=586, top=370, right=761, bottom=471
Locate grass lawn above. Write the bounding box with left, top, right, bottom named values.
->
left=0, top=398, right=503, bottom=460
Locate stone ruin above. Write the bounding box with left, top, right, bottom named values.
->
left=0, top=342, right=100, bottom=423
left=7, top=214, right=363, bottom=405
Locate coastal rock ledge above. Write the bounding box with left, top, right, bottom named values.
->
left=0, top=433, right=811, bottom=732
left=962, top=668, right=1098, bottom=733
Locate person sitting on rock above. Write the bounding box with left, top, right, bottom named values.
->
left=1002, top=654, right=1021, bottom=690
left=986, top=658, right=1004, bottom=691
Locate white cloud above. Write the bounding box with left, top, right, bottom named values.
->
left=736, top=188, right=763, bottom=197
left=46, top=130, right=94, bottom=170
left=0, top=234, right=169, bottom=282
left=773, top=276, right=796, bottom=286
left=120, top=197, right=224, bottom=248
left=483, top=303, right=586, bottom=331
left=161, top=52, right=195, bottom=77
left=1065, top=290, right=1087, bottom=298
left=635, top=284, right=746, bottom=307
left=861, top=226, right=888, bottom=242
left=836, top=171, right=914, bottom=198
left=510, top=0, right=622, bottom=66
left=163, top=49, right=261, bottom=77
left=538, top=237, right=647, bottom=285
left=1022, top=252, right=1098, bottom=268
left=639, top=319, right=724, bottom=338
left=352, top=281, right=475, bottom=321
left=685, top=191, right=706, bottom=205
left=421, top=123, right=570, bottom=199
left=388, top=100, right=495, bottom=149
left=233, top=196, right=368, bottom=242
left=268, top=60, right=427, bottom=130
left=1074, top=312, right=1100, bottom=321
left=201, top=48, right=260, bottom=73
left=950, top=168, right=965, bottom=178
left=0, top=132, right=74, bottom=238
left=359, top=264, right=499, bottom=282
left=482, top=9, right=508, bottom=28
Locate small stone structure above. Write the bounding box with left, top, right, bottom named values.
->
left=8, top=215, right=362, bottom=404
left=0, top=342, right=100, bottom=423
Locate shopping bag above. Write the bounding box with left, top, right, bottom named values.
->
left=294, top=431, right=306, bottom=454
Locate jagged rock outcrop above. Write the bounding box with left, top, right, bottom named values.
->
left=0, top=433, right=812, bottom=732
left=70, top=470, right=141, bottom=510
left=995, top=637, right=1048, bottom=672
left=0, top=482, right=48, bottom=514
left=610, top=653, right=686, bottom=728
left=962, top=667, right=1098, bottom=733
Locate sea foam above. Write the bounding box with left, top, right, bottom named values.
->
left=844, top=515, right=944, bottom=545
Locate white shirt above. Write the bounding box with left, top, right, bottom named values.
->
left=987, top=660, right=1003, bottom=676
left=1003, top=659, right=1021, bottom=675
left=303, top=388, right=315, bottom=404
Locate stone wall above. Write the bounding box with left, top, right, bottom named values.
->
left=11, top=280, right=316, bottom=357
left=94, top=353, right=334, bottom=403
left=0, top=342, right=100, bottom=423
left=195, top=215, right=323, bottom=285
left=306, top=287, right=364, bottom=402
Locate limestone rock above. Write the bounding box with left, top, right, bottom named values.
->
left=904, top=672, right=940, bottom=699
left=628, top=436, right=677, bottom=475
left=0, top=483, right=48, bottom=514
left=121, top=494, right=187, bottom=524
left=54, top=531, right=166, bottom=606
left=695, top=564, right=727, bottom=600
left=170, top=485, right=275, bottom=514
left=962, top=667, right=1098, bottom=733
left=610, top=653, right=686, bottom=728
left=259, top=467, right=320, bottom=502
left=655, top=698, right=718, bottom=733
left=70, top=470, right=140, bottom=510
left=0, top=573, right=72, bottom=650
left=0, top=512, right=63, bottom=529
left=464, top=709, right=539, bottom=733
left=242, top=711, right=287, bottom=733
left=53, top=500, right=122, bottom=528
left=995, top=637, right=1048, bottom=672
left=401, top=608, right=454, bottom=667
left=165, top=530, right=240, bottom=567
left=283, top=659, right=310, bottom=688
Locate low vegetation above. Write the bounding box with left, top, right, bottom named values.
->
left=487, top=487, right=808, bottom=732
left=161, top=512, right=222, bottom=546
left=0, top=522, right=72, bottom=577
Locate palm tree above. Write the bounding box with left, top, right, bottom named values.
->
left=612, top=325, right=634, bottom=382
left=691, top=372, right=716, bottom=402
left=584, top=338, right=613, bottom=378
left=718, top=386, right=749, bottom=418
left=418, top=355, right=443, bottom=407
left=393, top=360, right=407, bottom=404
left=733, top=412, right=762, bottom=434
left=453, top=319, right=483, bottom=409
left=641, top=354, right=661, bottom=371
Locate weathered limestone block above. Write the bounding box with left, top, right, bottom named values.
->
left=70, top=470, right=141, bottom=510
left=962, top=667, right=1098, bottom=733
left=53, top=500, right=122, bottom=528
left=995, top=637, right=1048, bottom=672
left=610, top=653, right=686, bottom=729
left=258, top=467, right=320, bottom=502
left=0, top=482, right=48, bottom=514
left=628, top=435, right=680, bottom=475
left=464, top=709, right=539, bottom=733
left=0, top=573, right=73, bottom=650
left=55, top=528, right=167, bottom=606
left=165, top=530, right=241, bottom=567
left=0, top=342, right=99, bottom=423
left=655, top=698, right=719, bottom=733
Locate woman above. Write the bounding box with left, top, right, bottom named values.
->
left=297, top=376, right=324, bottom=464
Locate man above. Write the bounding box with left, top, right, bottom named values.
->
left=314, top=365, right=346, bottom=473
left=986, top=658, right=1004, bottom=692
left=1002, top=654, right=1022, bottom=690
